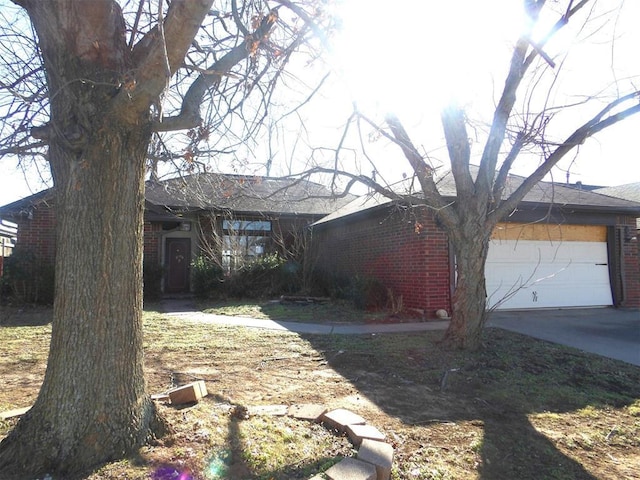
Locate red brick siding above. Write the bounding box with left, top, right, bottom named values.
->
left=15, top=204, right=165, bottom=268
left=143, top=221, right=162, bottom=265
left=619, top=216, right=640, bottom=308
left=15, top=205, right=57, bottom=264
left=314, top=206, right=451, bottom=316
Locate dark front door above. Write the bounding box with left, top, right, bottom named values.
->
left=165, top=238, right=191, bottom=294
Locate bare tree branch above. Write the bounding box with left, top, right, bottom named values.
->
left=440, top=105, right=474, bottom=204
left=490, top=90, right=640, bottom=222
left=385, top=114, right=455, bottom=218
left=119, top=0, right=214, bottom=119
left=150, top=9, right=278, bottom=132
left=477, top=0, right=593, bottom=197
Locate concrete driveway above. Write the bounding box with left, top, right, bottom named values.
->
left=488, top=308, right=640, bottom=366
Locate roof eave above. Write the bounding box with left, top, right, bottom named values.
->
left=515, top=201, right=640, bottom=216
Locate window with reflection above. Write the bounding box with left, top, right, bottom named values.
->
left=221, top=219, right=272, bottom=273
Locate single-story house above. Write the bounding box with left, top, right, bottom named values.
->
left=0, top=173, right=353, bottom=295
left=312, top=172, right=640, bottom=315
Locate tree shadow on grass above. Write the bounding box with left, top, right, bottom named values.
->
left=480, top=413, right=596, bottom=479
left=136, top=395, right=349, bottom=480
left=299, top=327, right=640, bottom=479
left=207, top=412, right=346, bottom=480
left=0, top=305, right=52, bottom=326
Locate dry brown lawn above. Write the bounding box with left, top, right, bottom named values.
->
left=1, top=305, right=639, bottom=479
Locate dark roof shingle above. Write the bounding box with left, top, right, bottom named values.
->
left=144, top=173, right=352, bottom=216
left=593, top=182, right=640, bottom=203
left=315, top=170, right=640, bottom=226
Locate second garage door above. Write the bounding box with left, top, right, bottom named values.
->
left=485, top=223, right=613, bottom=310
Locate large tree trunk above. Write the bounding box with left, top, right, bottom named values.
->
left=0, top=2, right=166, bottom=477
left=441, top=221, right=493, bottom=351
left=0, top=123, right=165, bottom=479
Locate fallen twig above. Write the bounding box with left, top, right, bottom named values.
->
left=409, top=419, right=456, bottom=426
left=440, top=368, right=460, bottom=391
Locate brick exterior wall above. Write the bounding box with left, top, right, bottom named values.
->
left=313, top=206, right=451, bottom=317
left=618, top=216, right=640, bottom=308
left=15, top=204, right=57, bottom=264
left=14, top=205, right=166, bottom=269
left=143, top=221, right=162, bottom=266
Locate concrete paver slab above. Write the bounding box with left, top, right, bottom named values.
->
left=357, top=439, right=394, bottom=480
left=288, top=404, right=327, bottom=422
left=322, top=408, right=366, bottom=432
left=325, top=458, right=377, bottom=480
left=346, top=424, right=386, bottom=446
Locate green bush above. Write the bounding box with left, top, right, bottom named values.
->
left=309, top=270, right=388, bottom=310
left=191, top=256, right=224, bottom=298
left=226, top=253, right=299, bottom=298
left=143, top=261, right=164, bottom=301
left=2, top=248, right=55, bottom=305
left=347, top=275, right=388, bottom=310
left=309, top=269, right=351, bottom=299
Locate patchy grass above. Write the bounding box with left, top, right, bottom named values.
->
left=0, top=305, right=639, bottom=479
left=200, top=299, right=419, bottom=324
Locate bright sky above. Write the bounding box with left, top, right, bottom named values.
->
left=322, top=0, right=640, bottom=188
left=1, top=0, right=639, bottom=207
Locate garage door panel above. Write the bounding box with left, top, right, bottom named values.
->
left=488, top=283, right=613, bottom=309
left=487, top=241, right=608, bottom=264
left=486, top=239, right=612, bottom=310
left=487, top=241, right=545, bottom=263
left=486, top=262, right=609, bottom=285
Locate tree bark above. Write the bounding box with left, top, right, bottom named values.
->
left=0, top=2, right=172, bottom=476
left=442, top=230, right=492, bottom=350
left=0, top=123, right=166, bottom=479
left=442, top=197, right=495, bottom=350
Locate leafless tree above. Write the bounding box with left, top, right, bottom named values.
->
left=297, top=0, right=640, bottom=350
left=0, top=0, right=331, bottom=476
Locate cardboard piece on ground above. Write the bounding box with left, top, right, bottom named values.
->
left=0, top=406, right=31, bottom=420
left=168, top=380, right=208, bottom=405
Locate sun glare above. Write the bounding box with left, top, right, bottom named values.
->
left=331, top=0, right=525, bottom=119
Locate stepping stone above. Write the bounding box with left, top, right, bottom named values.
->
left=346, top=424, right=386, bottom=446
left=247, top=405, right=288, bottom=416
left=288, top=403, right=327, bottom=422
left=325, top=457, right=377, bottom=480
left=322, top=408, right=366, bottom=432
left=357, top=439, right=394, bottom=480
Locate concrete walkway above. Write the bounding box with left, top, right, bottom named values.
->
left=160, top=299, right=639, bottom=366
left=165, top=310, right=450, bottom=335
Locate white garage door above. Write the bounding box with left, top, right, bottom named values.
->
left=485, top=239, right=613, bottom=310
